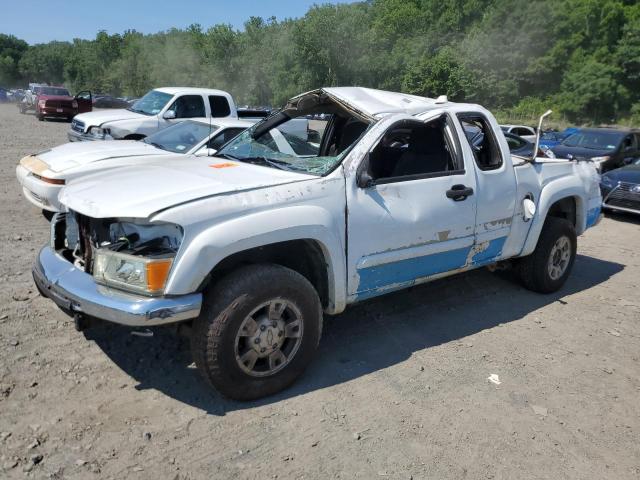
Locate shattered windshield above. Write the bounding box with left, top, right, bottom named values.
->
left=143, top=121, right=216, bottom=153
left=218, top=115, right=362, bottom=176
left=129, top=90, right=173, bottom=115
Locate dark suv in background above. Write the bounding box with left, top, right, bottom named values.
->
left=552, top=128, right=640, bottom=173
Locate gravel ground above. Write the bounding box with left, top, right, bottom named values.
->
left=1, top=103, right=639, bottom=480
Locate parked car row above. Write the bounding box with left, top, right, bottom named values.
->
left=500, top=122, right=640, bottom=174
left=16, top=86, right=606, bottom=401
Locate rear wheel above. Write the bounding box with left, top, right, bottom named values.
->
left=517, top=217, right=577, bottom=293
left=37, top=114, right=44, bottom=121
left=191, top=264, right=323, bottom=400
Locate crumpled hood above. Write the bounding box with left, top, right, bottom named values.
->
left=60, top=156, right=314, bottom=219
left=74, top=108, right=145, bottom=127
left=37, top=140, right=168, bottom=172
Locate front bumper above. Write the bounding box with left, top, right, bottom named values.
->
left=33, top=246, right=202, bottom=326
left=602, top=183, right=640, bottom=215
left=39, top=107, right=75, bottom=118
left=67, top=129, right=97, bottom=142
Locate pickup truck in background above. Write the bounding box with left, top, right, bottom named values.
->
left=19, top=85, right=92, bottom=120
left=68, top=87, right=256, bottom=142
left=33, top=87, right=602, bottom=401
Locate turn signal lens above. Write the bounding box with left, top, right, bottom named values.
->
left=33, top=174, right=65, bottom=185
left=146, top=260, right=173, bottom=292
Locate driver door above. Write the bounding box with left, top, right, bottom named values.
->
left=346, top=113, right=478, bottom=300
left=75, top=91, right=92, bottom=113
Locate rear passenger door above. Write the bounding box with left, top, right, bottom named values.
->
left=208, top=95, right=232, bottom=118
left=457, top=113, right=516, bottom=258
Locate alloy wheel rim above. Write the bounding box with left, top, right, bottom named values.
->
left=548, top=235, right=571, bottom=280
left=234, top=298, right=303, bottom=377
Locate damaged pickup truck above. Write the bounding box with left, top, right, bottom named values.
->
left=33, top=87, right=602, bottom=400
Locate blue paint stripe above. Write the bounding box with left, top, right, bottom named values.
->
left=356, top=236, right=507, bottom=297
left=470, top=236, right=507, bottom=264
left=586, top=205, right=601, bottom=228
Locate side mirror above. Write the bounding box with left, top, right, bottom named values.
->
left=163, top=110, right=176, bottom=120
left=357, top=171, right=374, bottom=189
left=531, top=109, right=553, bottom=162
left=356, top=153, right=375, bottom=188
left=194, top=148, right=217, bottom=157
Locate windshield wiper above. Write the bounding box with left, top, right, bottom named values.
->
left=127, top=107, right=150, bottom=115
left=148, top=142, right=166, bottom=151
left=218, top=153, right=241, bottom=161
left=243, top=156, right=299, bottom=172
left=218, top=153, right=303, bottom=172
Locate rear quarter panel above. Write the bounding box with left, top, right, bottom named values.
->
left=516, top=159, right=601, bottom=257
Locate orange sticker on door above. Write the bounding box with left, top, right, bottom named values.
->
left=209, top=162, right=238, bottom=169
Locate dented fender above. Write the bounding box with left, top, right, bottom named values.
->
left=154, top=176, right=348, bottom=314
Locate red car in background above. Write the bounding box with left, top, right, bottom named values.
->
left=35, top=86, right=92, bottom=121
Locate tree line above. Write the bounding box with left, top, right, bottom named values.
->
left=1, top=0, right=639, bottom=125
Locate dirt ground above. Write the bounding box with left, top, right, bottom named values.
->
left=0, top=103, right=639, bottom=480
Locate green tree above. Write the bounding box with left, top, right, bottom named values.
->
left=402, top=49, right=476, bottom=100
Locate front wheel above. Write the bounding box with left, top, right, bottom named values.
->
left=191, top=264, right=323, bottom=400
left=517, top=217, right=577, bottom=293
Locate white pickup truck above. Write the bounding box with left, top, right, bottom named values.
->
left=33, top=87, right=602, bottom=401
left=67, top=87, right=242, bottom=142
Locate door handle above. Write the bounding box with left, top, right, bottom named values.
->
left=446, top=184, right=474, bottom=201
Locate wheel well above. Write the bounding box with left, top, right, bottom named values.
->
left=205, top=240, right=330, bottom=308
left=124, top=134, right=145, bottom=140
left=546, top=197, right=576, bottom=227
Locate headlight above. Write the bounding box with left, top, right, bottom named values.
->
left=38, top=100, right=46, bottom=108
left=600, top=175, right=615, bottom=189
left=89, top=126, right=106, bottom=138
left=72, top=100, right=78, bottom=109
left=591, top=156, right=610, bottom=164
left=93, top=249, right=173, bottom=296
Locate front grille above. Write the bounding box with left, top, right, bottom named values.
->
left=45, top=100, right=72, bottom=108
left=28, top=189, right=46, bottom=204
left=604, top=182, right=640, bottom=211
left=71, top=119, right=85, bottom=133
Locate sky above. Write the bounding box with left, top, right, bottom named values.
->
left=0, top=0, right=358, bottom=44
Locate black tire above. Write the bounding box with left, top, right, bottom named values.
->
left=517, top=217, right=577, bottom=293
left=37, top=114, right=44, bottom=121
left=42, top=209, right=55, bottom=222
left=191, top=264, right=323, bottom=401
